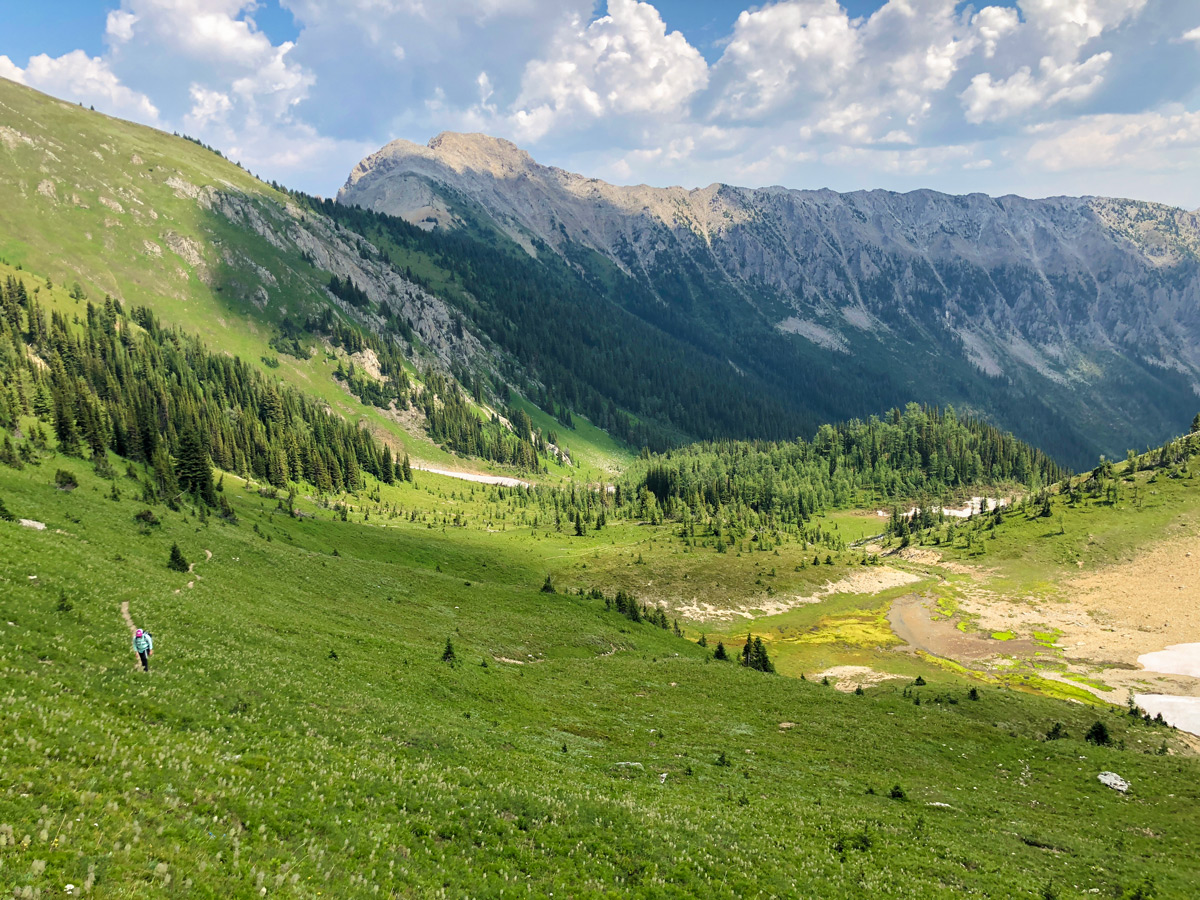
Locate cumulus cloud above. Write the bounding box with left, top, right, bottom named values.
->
left=1026, top=107, right=1200, bottom=172
left=0, top=56, right=26, bottom=84
left=1, top=50, right=160, bottom=122
left=1019, top=0, right=1149, bottom=57
left=2, top=0, right=1199, bottom=206
left=708, top=0, right=859, bottom=122
left=961, top=52, right=1112, bottom=124
left=510, top=0, right=707, bottom=141
left=705, top=1, right=1000, bottom=142
left=973, top=6, right=1019, bottom=58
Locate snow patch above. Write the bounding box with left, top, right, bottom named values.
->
left=778, top=317, right=848, bottom=353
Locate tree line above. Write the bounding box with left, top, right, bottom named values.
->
left=0, top=275, right=412, bottom=501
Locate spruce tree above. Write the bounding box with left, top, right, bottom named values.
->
left=168, top=543, right=189, bottom=573
left=441, top=637, right=457, bottom=666
left=176, top=425, right=217, bottom=505
left=0, top=496, right=14, bottom=522
left=713, top=641, right=729, bottom=661
left=750, top=637, right=775, bottom=673
left=52, top=389, right=80, bottom=455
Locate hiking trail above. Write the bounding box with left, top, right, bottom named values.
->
left=123, top=549, right=211, bottom=665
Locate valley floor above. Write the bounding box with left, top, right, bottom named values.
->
left=4, top=453, right=1200, bottom=897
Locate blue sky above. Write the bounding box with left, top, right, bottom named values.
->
left=2, top=1, right=1198, bottom=207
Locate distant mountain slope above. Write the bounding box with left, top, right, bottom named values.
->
left=340, top=132, right=1200, bottom=468
left=0, top=78, right=587, bottom=474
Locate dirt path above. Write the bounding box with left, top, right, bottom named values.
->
left=123, top=549, right=211, bottom=665
left=120, top=601, right=140, bottom=671
left=412, top=465, right=530, bottom=489
left=119, top=600, right=135, bottom=635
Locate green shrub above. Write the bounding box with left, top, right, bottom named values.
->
left=168, top=542, right=189, bottom=572
left=1085, top=721, right=1111, bottom=746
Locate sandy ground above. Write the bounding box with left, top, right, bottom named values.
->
left=945, top=536, right=1200, bottom=700
left=877, top=535, right=1200, bottom=722
left=412, top=465, right=530, bottom=488
left=673, top=567, right=922, bottom=623
left=814, top=665, right=907, bottom=692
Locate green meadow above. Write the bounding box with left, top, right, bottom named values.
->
left=3, top=446, right=1200, bottom=898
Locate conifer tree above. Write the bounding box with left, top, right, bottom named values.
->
left=176, top=425, right=217, bottom=505
left=713, top=641, right=729, bottom=661
left=0, top=496, right=14, bottom=522
left=441, top=637, right=457, bottom=666
left=52, top=389, right=80, bottom=455
left=168, top=543, right=189, bottom=573
left=750, top=637, right=775, bottom=673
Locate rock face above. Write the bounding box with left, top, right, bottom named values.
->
left=340, top=133, right=1200, bottom=464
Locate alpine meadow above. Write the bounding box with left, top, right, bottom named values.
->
left=2, top=53, right=1200, bottom=900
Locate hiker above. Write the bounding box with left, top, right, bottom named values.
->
left=133, top=628, right=153, bottom=671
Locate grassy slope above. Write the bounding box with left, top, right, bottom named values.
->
left=0, top=79, right=625, bottom=478
left=937, top=454, right=1200, bottom=596
left=2, top=449, right=1199, bottom=898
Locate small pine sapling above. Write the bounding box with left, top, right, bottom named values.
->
left=441, top=637, right=457, bottom=666
left=167, top=543, right=189, bottom=573
left=1085, top=721, right=1111, bottom=746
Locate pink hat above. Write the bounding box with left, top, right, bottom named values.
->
left=136, top=629, right=143, bottom=637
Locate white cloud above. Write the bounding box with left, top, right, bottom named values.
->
left=962, top=52, right=1112, bottom=123
left=0, top=56, right=26, bottom=84
left=708, top=0, right=860, bottom=122
left=184, top=85, right=233, bottom=129
left=973, top=6, right=1019, bottom=58
left=509, top=0, right=707, bottom=141
left=106, top=11, right=139, bottom=43
left=707, top=0, right=987, bottom=142
left=3, top=0, right=1200, bottom=207
left=1026, top=107, right=1200, bottom=172
left=4, top=51, right=160, bottom=122
left=820, top=142, right=977, bottom=176
left=1019, top=0, right=1149, bottom=57
left=501, top=0, right=705, bottom=141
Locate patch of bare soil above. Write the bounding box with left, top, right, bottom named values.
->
left=889, top=593, right=1041, bottom=663
left=894, top=545, right=992, bottom=578
left=950, top=535, right=1200, bottom=702
left=814, top=665, right=907, bottom=692
left=674, top=567, right=923, bottom=623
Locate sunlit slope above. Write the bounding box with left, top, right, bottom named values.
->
left=0, top=78, right=498, bottom=469
left=2, top=453, right=1199, bottom=897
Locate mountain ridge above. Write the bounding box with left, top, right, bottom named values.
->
left=339, top=132, right=1200, bottom=467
